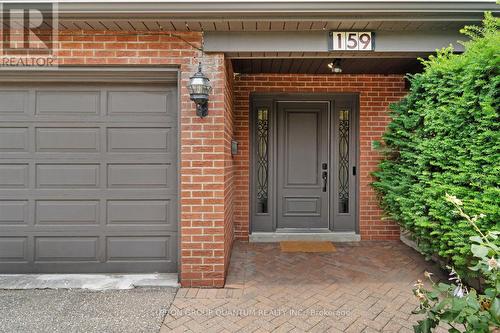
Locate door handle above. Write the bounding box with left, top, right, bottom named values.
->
left=322, top=171, right=328, bottom=192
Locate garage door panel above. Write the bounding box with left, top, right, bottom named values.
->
left=106, top=236, right=173, bottom=261
left=34, top=237, right=99, bottom=261
left=35, top=200, right=100, bottom=225
left=107, top=127, right=174, bottom=152
left=36, top=164, right=100, bottom=188
left=0, top=201, right=29, bottom=225
left=36, top=91, right=101, bottom=115
left=0, top=127, right=29, bottom=152
left=107, top=200, right=174, bottom=226
left=107, top=91, right=174, bottom=116
left=36, top=127, right=100, bottom=152
left=0, top=91, right=29, bottom=115
left=0, top=164, right=29, bottom=188
left=0, top=81, right=178, bottom=273
left=0, top=237, right=28, bottom=261
left=107, top=164, right=173, bottom=188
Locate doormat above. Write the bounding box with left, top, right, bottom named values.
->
left=280, top=241, right=336, bottom=253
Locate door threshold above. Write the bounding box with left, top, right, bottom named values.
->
left=249, top=232, right=360, bottom=243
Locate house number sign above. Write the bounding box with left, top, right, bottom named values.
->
left=329, top=32, right=374, bottom=51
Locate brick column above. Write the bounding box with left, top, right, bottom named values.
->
left=179, top=54, right=234, bottom=287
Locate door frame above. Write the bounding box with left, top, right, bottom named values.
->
left=250, top=93, right=360, bottom=234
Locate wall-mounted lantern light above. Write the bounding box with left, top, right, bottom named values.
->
left=328, top=59, right=343, bottom=74
left=187, top=62, right=212, bottom=118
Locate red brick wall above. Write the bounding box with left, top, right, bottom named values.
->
left=41, top=30, right=232, bottom=287
left=223, top=59, right=235, bottom=274
left=233, top=74, right=408, bottom=240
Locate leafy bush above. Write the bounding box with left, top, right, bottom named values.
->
left=412, top=194, right=499, bottom=333
left=372, top=13, right=500, bottom=276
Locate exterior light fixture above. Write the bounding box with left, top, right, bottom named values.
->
left=187, top=62, right=212, bottom=118
left=328, top=59, right=343, bottom=74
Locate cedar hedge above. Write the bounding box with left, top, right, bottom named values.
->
left=372, top=13, right=500, bottom=276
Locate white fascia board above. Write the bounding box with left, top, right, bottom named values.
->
left=18, top=1, right=498, bottom=19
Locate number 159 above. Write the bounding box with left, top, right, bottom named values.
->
left=333, top=32, right=373, bottom=51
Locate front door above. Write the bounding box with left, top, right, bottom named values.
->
left=277, top=102, right=329, bottom=229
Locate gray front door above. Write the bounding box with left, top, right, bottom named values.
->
left=0, top=81, right=178, bottom=273
left=277, top=102, right=329, bottom=229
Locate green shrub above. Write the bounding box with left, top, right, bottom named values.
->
left=412, top=195, right=499, bottom=333
left=372, top=13, right=500, bottom=276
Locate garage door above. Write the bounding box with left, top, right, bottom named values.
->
left=0, top=78, right=178, bottom=273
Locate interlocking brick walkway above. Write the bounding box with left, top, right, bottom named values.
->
left=162, top=241, right=446, bottom=333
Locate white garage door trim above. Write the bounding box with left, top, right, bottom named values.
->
left=0, top=67, right=180, bottom=273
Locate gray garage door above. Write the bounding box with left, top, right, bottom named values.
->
left=0, top=80, right=178, bottom=273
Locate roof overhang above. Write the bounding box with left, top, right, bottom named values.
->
left=30, top=1, right=498, bottom=21
left=1, top=0, right=495, bottom=56
left=3, top=1, right=496, bottom=32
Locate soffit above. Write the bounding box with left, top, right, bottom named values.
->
left=231, top=57, right=423, bottom=74
left=48, top=1, right=498, bottom=31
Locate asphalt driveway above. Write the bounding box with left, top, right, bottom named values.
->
left=0, top=288, right=177, bottom=333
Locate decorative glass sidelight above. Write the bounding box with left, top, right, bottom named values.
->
left=256, top=108, right=269, bottom=213
left=338, top=109, right=350, bottom=213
